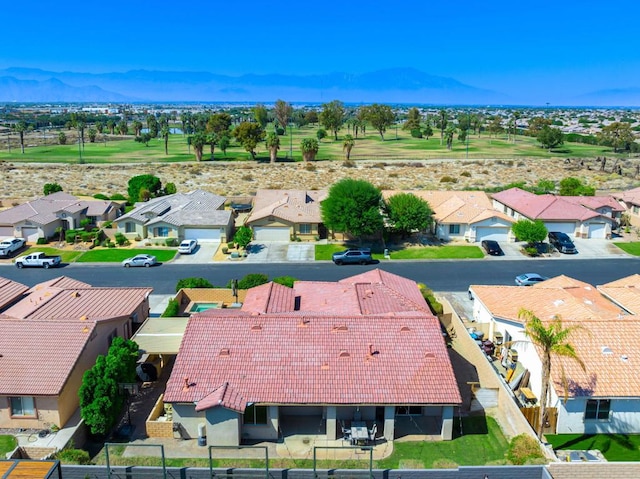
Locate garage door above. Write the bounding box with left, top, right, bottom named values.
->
left=544, top=222, right=576, bottom=236
left=588, top=223, right=607, bottom=239
left=475, top=227, right=509, bottom=242
left=21, top=227, right=40, bottom=242
left=253, top=227, right=290, bottom=242
left=184, top=228, right=221, bottom=242
left=0, top=227, right=14, bottom=238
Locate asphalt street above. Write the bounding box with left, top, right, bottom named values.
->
left=1, top=258, right=638, bottom=294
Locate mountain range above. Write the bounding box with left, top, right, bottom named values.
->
left=0, top=67, right=638, bottom=106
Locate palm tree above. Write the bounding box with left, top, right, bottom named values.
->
left=160, top=125, right=170, bottom=155
left=444, top=126, right=455, bottom=150
left=265, top=132, right=280, bottom=164
left=342, top=134, right=355, bottom=160
left=14, top=121, right=27, bottom=154
left=300, top=138, right=319, bottom=162
left=106, top=120, right=116, bottom=135
left=439, top=109, right=448, bottom=145
left=132, top=121, right=143, bottom=137
left=191, top=132, right=207, bottom=161
left=517, top=308, right=585, bottom=439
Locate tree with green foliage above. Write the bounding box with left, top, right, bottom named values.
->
left=207, top=112, right=232, bottom=136
left=117, top=120, right=128, bottom=135
left=106, top=119, right=116, bottom=135
left=219, top=134, right=230, bottom=156
left=161, top=298, right=180, bottom=317
left=87, top=128, right=97, bottom=143
left=535, top=179, right=556, bottom=194
left=273, top=99, right=293, bottom=130
left=320, top=100, right=345, bottom=140
left=304, top=110, right=319, bottom=125
left=127, top=174, right=162, bottom=203
left=175, top=277, right=214, bottom=291
left=537, top=126, right=564, bottom=151
left=235, top=273, right=269, bottom=289
left=527, top=117, right=552, bottom=136
left=58, top=131, right=67, bottom=145
left=14, top=121, right=28, bottom=154
left=438, top=109, right=448, bottom=145
left=364, top=103, right=395, bottom=140
left=403, top=107, right=422, bottom=131
left=253, top=104, right=269, bottom=128
left=444, top=125, right=455, bottom=150
left=190, top=131, right=208, bottom=161
left=163, top=182, right=177, bottom=195
left=147, top=115, right=159, bottom=138
left=44, top=183, right=63, bottom=196
left=511, top=219, right=548, bottom=246
left=134, top=133, right=153, bottom=146
left=384, top=193, right=433, bottom=238
left=423, top=124, right=433, bottom=139
left=79, top=337, right=139, bottom=436
left=160, top=125, right=170, bottom=155
left=265, top=132, right=280, bottom=164
left=300, top=137, right=319, bottom=162
left=342, top=134, right=355, bottom=160
left=233, top=225, right=253, bottom=249
left=316, top=129, right=327, bottom=141
left=321, top=179, right=384, bottom=240
left=272, top=276, right=298, bottom=288
left=132, top=121, right=143, bottom=137
left=232, top=122, right=265, bottom=160
left=558, top=177, right=595, bottom=196
left=517, top=309, right=584, bottom=439
left=597, top=121, right=636, bottom=152
left=487, top=116, right=503, bottom=138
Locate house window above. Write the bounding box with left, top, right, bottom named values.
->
left=125, top=222, right=136, bottom=233
left=449, top=224, right=460, bottom=234
left=107, top=328, right=117, bottom=347
left=395, top=406, right=422, bottom=416
left=634, top=206, right=639, bottom=215
left=10, top=397, right=35, bottom=417
left=585, top=399, right=611, bottom=420
left=244, top=404, right=268, bottom=425
left=299, top=224, right=312, bottom=234
left=155, top=227, right=169, bottom=237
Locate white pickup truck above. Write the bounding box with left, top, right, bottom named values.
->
left=15, top=252, right=62, bottom=269
left=0, top=238, right=26, bottom=257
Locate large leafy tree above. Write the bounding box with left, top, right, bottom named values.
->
left=319, top=100, right=345, bottom=140
left=207, top=112, right=232, bottom=136
left=384, top=193, right=433, bottom=238
left=265, top=132, right=280, bottom=163
left=44, top=183, right=63, bottom=196
left=517, top=309, right=584, bottom=439
left=253, top=104, right=269, bottom=128
left=233, top=225, right=253, bottom=249
left=233, top=122, right=265, bottom=160
left=321, top=179, right=384, bottom=240
left=79, top=337, right=139, bottom=436
left=537, top=126, right=564, bottom=151
left=558, top=177, right=595, bottom=196
left=364, top=104, right=395, bottom=140
left=273, top=99, right=293, bottom=130
left=597, top=121, right=636, bottom=152
left=511, top=219, right=548, bottom=246
left=300, top=138, right=319, bottom=162
left=127, top=174, right=162, bottom=203
left=403, top=107, right=422, bottom=131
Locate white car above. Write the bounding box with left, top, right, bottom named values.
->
left=0, top=238, right=26, bottom=257
left=122, top=254, right=157, bottom=268
left=178, top=239, right=198, bottom=254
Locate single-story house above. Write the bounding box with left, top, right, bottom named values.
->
left=245, top=189, right=327, bottom=242
left=491, top=187, right=621, bottom=238
left=0, top=276, right=152, bottom=429
left=469, top=275, right=640, bottom=434
left=116, top=190, right=232, bottom=243
left=612, top=186, right=640, bottom=227
left=163, top=269, right=461, bottom=445
left=0, top=192, right=122, bottom=242
left=597, top=274, right=640, bottom=316
left=383, top=190, right=515, bottom=242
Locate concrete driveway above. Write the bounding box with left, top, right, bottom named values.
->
left=170, top=242, right=219, bottom=264
left=243, top=242, right=315, bottom=263
left=483, top=239, right=630, bottom=260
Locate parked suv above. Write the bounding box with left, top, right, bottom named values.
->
left=332, top=248, right=373, bottom=265
left=548, top=232, right=577, bottom=254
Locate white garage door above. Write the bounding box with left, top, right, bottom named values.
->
left=184, top=228, right=221, bottom=242
left=544, top=222, right=576, bottom=236
left=253, top=227, right=290, bottom=242
left=0, top=227, right=14, bottom=238
left=588, top=223, right=607, bottom=239
left=475, top=227, right=509, bottom=242
left=21, top=227, right=40, bottom=242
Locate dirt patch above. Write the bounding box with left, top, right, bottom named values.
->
left=0, top=158, right=638, bottom=204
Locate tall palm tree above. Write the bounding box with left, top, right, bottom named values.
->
left=265, top=132, right=280, bottom=164
left=439, top=109, right=448, bottom=145
left=342, top=134, right=355, bottom=160
left=14, top=121, right=27, bottom=154
left=518, top=308, right=585, bottom=439
left=191, top=132, right=207, bottom=161
left=160, top=125, right=170, bottom=155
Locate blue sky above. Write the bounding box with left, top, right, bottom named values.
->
left=3, top=0, right=640, bottom=104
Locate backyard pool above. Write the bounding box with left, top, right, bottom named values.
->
left=188, top=302, right=221, bottom=313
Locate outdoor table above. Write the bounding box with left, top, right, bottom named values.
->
left=351, top=421, right=368, bottom=445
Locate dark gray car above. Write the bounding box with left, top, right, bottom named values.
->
left=332, top=248, right=373, bottom=265
left=548, top=232, right=577, bottom=254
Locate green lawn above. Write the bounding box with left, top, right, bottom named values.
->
left=546, top=433, right=640, bottom=461
left=93, top=416, right=509, bottom=469
left=614, top=242, right=640, bottom=256
left=75, top=248, right=177, bottom=263
left=315, top=243, right=483, bottom=260
left=0, top=435, right=17, bottom=456
left=21, top=246, right=84, bottom=263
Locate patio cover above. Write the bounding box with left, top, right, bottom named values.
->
left=131, top=317, right=189, bottom=355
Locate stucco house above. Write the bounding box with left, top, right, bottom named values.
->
left=116, top=190, right=232, bottom=243
left=382, top=190, right=515, bottom=242
left=245, top=189, right=327, bottom=242
left=0, top=192, right=121, bottom=242
left=0, top=275, right=152, bottom=429
left=163, top=269, right=461, bottom=445
left=491, top=187, right=621, bottom=238
left=468, top=275, right=640, bottom=434
left=611, top=186, right=640, bottom=227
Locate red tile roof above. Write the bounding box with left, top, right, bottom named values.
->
left=0, top=277, right=28, bottom=310
left=0, top=319, right=96, bottom=395
left=28, top=276, right=91, bottom=292
left=247, top=189, right=327, bottom=225
left=165, top=314, right=461, bottom=410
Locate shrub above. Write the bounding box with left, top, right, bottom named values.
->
left=507, top=434, right=544, bottom=465
left=460, top=171, right=472, bottom=177
left=110, top=193, right=127, bottom=201
left=316, top=129, right=327, bottom=141
left=93, top=193, right=109, bottom=200
left=233, top=273, right=269, bottom=289
left=440, top=176, right=458, bottom=183
left=417, top=283, right=443, bottom=315
left=161, top=298, right=180, bottom=317
left=176, top=277, right=214, bottom=292
left=80, top=231, right=92, bottom=242
left=165, top=238, right=179, bottom=247
left=54, top=447, right=92, bottom=465
left=114, top=232, right=127, bottom=246
left=65, top=229, right=78, bottom=243
left=222, top=246, right=229, bottom=254
left=272, top=276, right=298, bottom=288
left=410, top=128, right=423, bottom=138
left=305, top=163, right=317, bottom=171
left=241, top=174, right=253, bottom=181
left=524, top=246, right=539, bottom=257
left=103, top=221, right=113, bottom=228
left=36, top=237, right=48, bottom=245
left=276, top=127, right=285, bottom=136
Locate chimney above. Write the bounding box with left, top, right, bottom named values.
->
left=183, top=377, right=190, bottom=391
